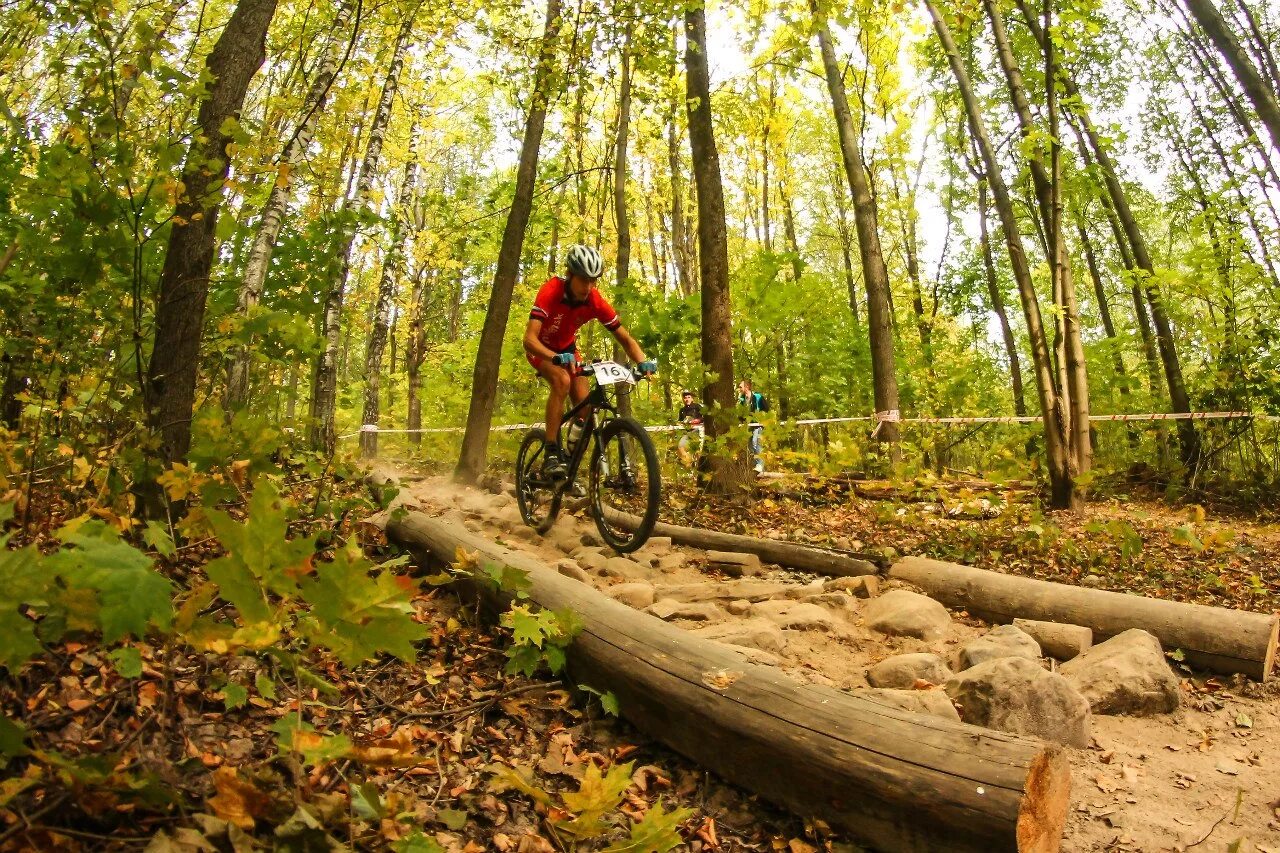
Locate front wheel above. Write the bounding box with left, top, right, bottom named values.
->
left=516, top=428, right=561, bottom=533
left=589, top=417, right=660, bottom=553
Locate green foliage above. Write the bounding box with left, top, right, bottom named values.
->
left=605, top=800, right=694, bottom=853
left=499, top=604, right=583, bottom=676
left=270, top=714, right=353, bottom=768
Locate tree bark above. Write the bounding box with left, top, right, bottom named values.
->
left=1182, top=0, right=1280, bottom=155
left=813, top=10, right=900, bottom=453
left=225, top=0, right=356, bottom=409
left=1076, top=218, right=1129, bottom=388
left=684, top=5, right=746, bottom=490
left=454, top=0, right=562, bottom=484
left=405, top=268, right=430, bottom=445
left=667, top=100, right=694, bottom=296
left=360, top=126, right=419, bottom=458
left=979, top=183, right=1027, bottom=418
left=613, top=21, right=633, bottom=418
left=925, top=0, right=1074, bottom=508
left=145, top=0, right=279, bottom=474
left=310, top=13, right=413, bottom=454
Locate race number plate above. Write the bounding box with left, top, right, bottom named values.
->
left=592, top=361, right=636, bottom=386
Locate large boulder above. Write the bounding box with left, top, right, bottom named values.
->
left=956, top=624, right=1042, bottom=670
left=944, top=657, right=1091, bottom=747
left=862, top=688, right=960, bottom=722
left=862, top=589, right=952, bottom=640
left=867, top=653, right=954, bottom=689
left=1059, top=629, right=1181, bottom=716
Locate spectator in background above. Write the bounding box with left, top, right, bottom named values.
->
left=676, top=390, right=704, bottom=467
left=737, top=379, right=769, bottom=474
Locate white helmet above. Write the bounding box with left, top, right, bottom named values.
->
left=565, top=244, right=604, bottom=279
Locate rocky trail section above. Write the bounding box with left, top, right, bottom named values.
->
left=382, top=474, right=1280, bottom=852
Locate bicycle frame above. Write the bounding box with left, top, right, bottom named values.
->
left=556, top=371, right=624, bottom=487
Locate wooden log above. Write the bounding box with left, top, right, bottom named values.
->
left=890, top=556, right=1278, bottom=681
left=1013, top=619, right=1092, bottom=662
left=606, top=510, right=882, bottom=576
left=387, top=511, right=1070, bottom=853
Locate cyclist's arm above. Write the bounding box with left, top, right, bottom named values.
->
left=609, top=324, right=646, bottom=365
left=523, top=318, right=561, bottom=362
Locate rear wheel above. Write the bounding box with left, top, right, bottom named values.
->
left=515, top=428, right=561, bottom=533
left=589, top=417, right=660, bottom=553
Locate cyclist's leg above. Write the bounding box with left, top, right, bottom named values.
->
left=677, top=431, right=692, bottom=466
left=533, top=356, right=571, bottom=445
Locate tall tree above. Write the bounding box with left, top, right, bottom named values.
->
left=685, top=2, right=743, bottom=487
left=925, top=0, right=1074, bottom=507
left=310, top=12, right=414, bottom=454
left=454, top=0, right=563, bottom=484
left=812, top=3, right=901, bottom=453
left=613, top=18, right=634, bottom=416
left=145, top=0, right=280, bottom=476
left=225, top=0, right=357, bottom=409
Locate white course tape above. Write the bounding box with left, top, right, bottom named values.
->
left=340, top=410, right=1269, bottom=440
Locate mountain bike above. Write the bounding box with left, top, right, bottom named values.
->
left=515, top=360, right=660, bottom=553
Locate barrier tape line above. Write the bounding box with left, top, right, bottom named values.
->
left=340, top=410, right=1273, bottom=440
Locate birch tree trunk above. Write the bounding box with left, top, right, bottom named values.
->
left=360, top=126, right=420, bottom=458
left=924, top=0, right=1074, bottom=508
left=813, top=9, right=900, bottom=454
left=145, top=0, right=279, bottom=480
left=454, top=0, right=562, bottom=484
left=310, top=13, right=413, bottom=454
left=225, top=0, right=356, bottom=409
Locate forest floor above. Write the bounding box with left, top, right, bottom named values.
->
left=387, top=461, right=1280, bottom=853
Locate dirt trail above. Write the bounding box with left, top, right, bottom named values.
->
left=394, top=474, right=1280, bottom=853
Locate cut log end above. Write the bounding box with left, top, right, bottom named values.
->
left=1017, top=747, right=1071, bottom=853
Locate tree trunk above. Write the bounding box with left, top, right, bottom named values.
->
left=1076, top=218, right=1129, bottom=387
left=225, top=0, right=356, bottom=409
left=666, top=101, right=694, bottom=296
left=979, top=183, right=1027, bottom=418
left=925, top=0, right=1074, bottom=508
left=405, top=268, right=430, bottom=445
left=613, top=21, right=634, bottom=418
left=453, top=0, right=562, bottom=484
left=1017, top=0, right=1200, bottom=470
left=684, top=4, right=745, bottom=491
left=310, top=13, right=412, bottom=454
left=145, top=0, right=279, bottom=476
left=832, top=163, right=861, bottom=327
left=360, top=127, right=419, bottom=458
left=813, top=10, right=900, bottom=453
left=1182, top=0, right=1280, bottom=155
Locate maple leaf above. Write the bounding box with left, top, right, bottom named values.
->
left=298, top=542, right=426, bottom=667
left=556, top=761, right=635, bottom=839
left=604, top=800, right=693, bottom=853
left=392, top=832, right=446, bottom=853
left=0, top=714, right=28, bottom=758
left=204, top=481, right=316, bottom=613
left=207, top=767, right=272, bottom=829
left=487, top=762, right=554, bottom=807
left=270, top=714, right=351, bottom=767
left=109, top=646, right=143, bottom=678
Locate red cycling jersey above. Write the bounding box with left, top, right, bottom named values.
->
left=527, top=277, right=621, bottom=366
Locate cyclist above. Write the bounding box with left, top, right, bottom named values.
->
left=676, top=389, right=704, bottom=467
left=524, top=245, right=655, bottom=478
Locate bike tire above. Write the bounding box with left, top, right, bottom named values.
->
left=589, top=417, right=660, bottom=553
left=515, top=428, right=562, bottom=533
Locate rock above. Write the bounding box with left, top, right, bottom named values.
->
left=602, top=556, right=650, bottom=581
left=581, top=528, right=604, bottom=547
left=507, top=525, right=540, bottom=543
left=635, top=536, right=673, bottom=559
left=944, top=657, right=1091, bottom=747
left=656, top=553, right=687, bottom=573
left=863, top=589, right=952, bottom=640
left=1013, top=618, right=1092, bottom=661
left=576, top=551, right=608, bottom=573
left=1081, top=573, right=1103, bottom=588
left=556, top=561, right=591, bottom=584
left=823, top=575, right=880, bottom=598
left=957, top=624, right=1042, bottom=670
left=803, top=591, right=855, bottom=611
left=704, top=551, right=763, bottom=577
left=1059, top=629, right=1181, bottom=716
left=571, top=545, right=602, bottom=562
left=726, top=599, right=752, bottom=616
left=654, top=580, right=789, bottom=603
left=646, top=600, right=721, bottom=621
left=719, top=643, right=782, bottom=666
left=693, top=619, right=787, bottom=653
left=784, top=580, right=827, bottom=600
left=492, top=504, right=524, bottom=531
left=751, top=600, right=835, bottom=631
left=606, top=582, right=656, bottom=609
left=862, top=688, right=960, bottom=722
left=463, top=519, right=481, bottom=533
left=866, top=653, right=954, bottom=689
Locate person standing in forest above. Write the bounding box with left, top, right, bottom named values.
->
left=676, top=389, right=705, bottom=467
left=737, top=379, right=768, bottom=473
left=524, top=245, right=656, bottom=478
